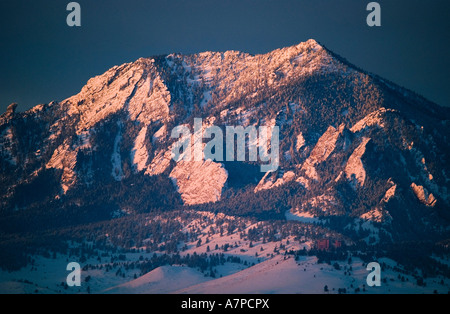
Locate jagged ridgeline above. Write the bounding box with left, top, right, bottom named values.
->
left=1, top=39, right=450, bottom=243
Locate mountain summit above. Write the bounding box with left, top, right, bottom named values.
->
left=1, top=40, right=449, bottom=245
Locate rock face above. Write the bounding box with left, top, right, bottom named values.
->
left=299, top=124, right=345, bottom=183
left=1, top=39, right=449, bottom=242
left=255, top=171, right=295, bottom=192
left=66, top=58, right=171, bottom=133
left=45, top=141, right=78, bottom=193
left=345, top=137, right=371, bottom=189
left=411, top=183, right=437, bottom=207
left=131, top=126, right=150, bottom=173
left=170, top=160, right=228, bottom=205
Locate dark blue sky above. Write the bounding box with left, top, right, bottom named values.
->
left=1, top=0, right=449, bottom=113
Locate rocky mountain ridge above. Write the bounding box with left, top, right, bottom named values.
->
left=1, top=39, right=449, bottom=244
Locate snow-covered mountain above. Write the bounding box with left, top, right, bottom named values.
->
left=1, top=39, right=450, bottom=260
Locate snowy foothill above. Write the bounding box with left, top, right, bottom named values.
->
left=1, top=210, right=449, bottom=294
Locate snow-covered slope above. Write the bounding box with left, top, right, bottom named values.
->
left=174, top=255, right=448, bottom=294
left=103, top=265, right=209, bottom=294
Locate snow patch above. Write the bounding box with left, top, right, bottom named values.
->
left=201, top=91, right=212, bottom=108
left=285, top=209, right=320, bottom=224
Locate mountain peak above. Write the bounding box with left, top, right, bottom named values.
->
left=263, top=39, right=324, bottom=58
left=297, top=38, right=323, bottom=50
left=60, top=39, right=340, bottom=135
left=6, top=103, right=18, bottom=114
